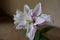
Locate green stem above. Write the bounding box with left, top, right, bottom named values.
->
left=33, top=26, right=54, bottom=40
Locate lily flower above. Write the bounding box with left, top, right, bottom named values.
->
left=13, top=3, right=53, bottom=40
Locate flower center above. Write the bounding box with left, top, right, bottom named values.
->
left=26, top=19, right=32, bottom=24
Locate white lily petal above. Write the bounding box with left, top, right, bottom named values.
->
left=41, top=14, right=52, bottom=23
left=14, top=18, right=26, bottom=25
left=26, top=24, right=37, bottom=40
left=16, top=26, right=23, bottom=29
left=16, top=9, right=19, bottom=14
left=25, top=24, right=32, bottom=33
left=14, top=14, right=21, bottom=24
left=34, top=17, right=45, bottom=25
left=14, top=10, right=26, bottom=24
left=24, top=4, right=30, bottom=13
left=16, top=24, right=25, bottom=29
left=28, top=9, right=33, bottom=16
left=33, top=3, right=42, bottom=16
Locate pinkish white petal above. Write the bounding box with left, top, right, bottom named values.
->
left=34, top=17, right=45, bottom=25
left=28, top=9, right=33, bottom=17
left=14, top=10, right=26, bottom=24
left=24, top=4, right=30, bottom=13
left=16, top=25, right=23, bottom=29
left=26, top=24, right=37, bottom=40
left=33, top=3, right=42, bottom=16
left=41, top=14, right=53, bottom=23
left=16, top=23, right=25, bottom=29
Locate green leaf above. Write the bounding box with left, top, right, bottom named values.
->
left=23, top=30, right=27, bottom=36
left=33, top=30, right=49, bottom=40
left=33, top=30, right=40, bottom=40
left=33, top=26, right=54, bottom=40
left=40, top=26, right=54, bottom=34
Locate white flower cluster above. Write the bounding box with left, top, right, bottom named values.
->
left=13, top=3, right=53, bottom=40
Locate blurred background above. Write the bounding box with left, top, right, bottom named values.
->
left=0, top=0, right=60, bottom=40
